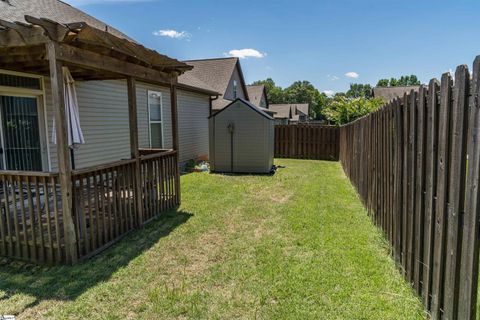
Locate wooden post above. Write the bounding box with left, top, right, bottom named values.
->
left=169, top=78, right=181, bottom=204
left=127, top=77, right=143, bottom=225
left=46, top=41, right=78, bottom=264
left=170, top=79, right=179, bottom=152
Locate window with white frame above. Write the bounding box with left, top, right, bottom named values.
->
left=233, top=80, right=237, bottom=99
left=148, top=91, right=163, bottom=148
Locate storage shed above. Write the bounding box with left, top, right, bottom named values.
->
left=209, top=98, right=275, bottom=173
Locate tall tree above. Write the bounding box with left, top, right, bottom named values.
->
left=283, top=81, right=325, bottom=120
left=376, top=75, right=420, bottom=87
left=250, top=78, right=284, bottom=104
left=346, top=83, right=373, bottom=98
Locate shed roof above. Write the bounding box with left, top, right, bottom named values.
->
left=209, top=98, right=274, bottom=120
left=246, top=85, right=267, bottom=107
left=0, top=0, right=132, bottom=41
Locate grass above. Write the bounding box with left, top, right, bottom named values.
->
left=0, top=159, right=425, bottom=319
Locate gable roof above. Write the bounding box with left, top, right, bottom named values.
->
left=0, top=0, right=132, bottom=41
left=179, top=57, right=249, bottom=109
left=209, top=98, right=274, bottom=120
left=246, top=85, right=268, bottom=107
left=373, top=86, right=421, bottom=102
left=269, top=104, right=309, bottom=119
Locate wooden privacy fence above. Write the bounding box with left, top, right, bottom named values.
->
left=275, top=125, right=339, bottom=160
left=339, top=57, right=480, bottom=320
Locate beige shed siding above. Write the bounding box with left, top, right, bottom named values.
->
left=177, top=90, right=210, bottom=162
left=209, top=100, right=273, bottom=173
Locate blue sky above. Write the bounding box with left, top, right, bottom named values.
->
left=64, top=0, right=480, bottom=95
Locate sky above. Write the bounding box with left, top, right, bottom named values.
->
left=63, top=0, right=480, bottom=96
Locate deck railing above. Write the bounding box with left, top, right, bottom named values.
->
left=0, top=150, right=179, bottom=264
left=0, top=171, right=63, bottom=263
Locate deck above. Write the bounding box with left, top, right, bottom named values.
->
left=0, top=150, right=179, bottom=264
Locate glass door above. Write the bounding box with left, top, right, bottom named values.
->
left=0, top=95, right=43, bottom=171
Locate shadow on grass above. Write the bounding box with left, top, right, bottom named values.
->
left=0, top=209, right=192, bottom=314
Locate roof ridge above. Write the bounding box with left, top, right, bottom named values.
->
left=183, top=57, right=239, bottom=62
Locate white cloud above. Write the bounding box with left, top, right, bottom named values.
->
left=323, top=90, right=335, bottom=97
left=345, top=72, right=359, bottom=79
left=327, top=74, right=339, bottom=81
left=153, top=29, right=190, bottom=40
left=225, top=49, right=266, bottom=59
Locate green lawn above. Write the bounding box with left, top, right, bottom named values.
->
left=0, top=159, right=425, bottom=319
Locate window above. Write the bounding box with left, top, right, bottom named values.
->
left=148, top=91, right=163, bottom=148
left=233, top=80, right=237, bottom=99
left=0, top=73, right=41, bottom=90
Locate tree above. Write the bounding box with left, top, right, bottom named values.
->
left=346, top=83, right=373, bottom=98
left=376, top=79, right=389, bottom=87
left=283, top=81, right=325, bottom=120
left=250, top=78, right=285, bottom=104
left=376, top=75, right=420, bottom=87
left=323, top=96, right=384, bottom=125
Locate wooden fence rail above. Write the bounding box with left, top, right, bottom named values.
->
left=275, top=125, right=339, bottom=160
left=339, top=57, right=480, bottom=320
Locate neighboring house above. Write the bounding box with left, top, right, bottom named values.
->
left=0, top=0, right=218, bottom=264
left=246, top=85, right=268, bottom=109
left=179, top=57, right=248, bottom=112
left=269, top=103, right=310, bottom=124
left=373, top=86, right=421, bottom=103
left=179, top=57, right=274, bottom=117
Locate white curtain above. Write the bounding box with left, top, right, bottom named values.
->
left=52, top=67, right=85, bottom=149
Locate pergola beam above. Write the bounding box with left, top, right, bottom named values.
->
left=54, top=43, right=172, bottom=85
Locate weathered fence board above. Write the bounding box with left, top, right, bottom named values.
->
left=274, top=125, right=339, bottom=160
left=339, top=57, right=480, bottom=320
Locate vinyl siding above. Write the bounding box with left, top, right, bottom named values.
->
left=43, top=78, right=207, bottom=170
left=178, top=90, right=209, bottom=162
left=224, top=66, right=247, bottom=101
left=45, top=79, right=171, bottom=170
left=209, top=100, right=274, bottom=173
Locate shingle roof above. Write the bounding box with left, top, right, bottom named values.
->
left=373, top=86, right=421, bottom=102
left=246, top=85, right=266, bottom=107
left=209, top=98, right=274, bottom=120
left=179, top=57, right=250, bottom=110
left=269, top=104, right=309, bottom=119
left=0, top=0, right=133, bottom=41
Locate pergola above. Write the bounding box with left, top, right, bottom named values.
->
left=0, top=16, right=192, bottom=264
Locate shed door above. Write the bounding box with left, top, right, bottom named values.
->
left=0, top=95, right=43, bottom=171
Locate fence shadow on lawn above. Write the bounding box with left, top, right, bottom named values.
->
left=0, top=209, right=193, bottom=314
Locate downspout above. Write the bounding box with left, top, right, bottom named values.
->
left=209, top=94, right=219, bottom=117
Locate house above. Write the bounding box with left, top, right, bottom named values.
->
left=246, top=85, right=268, bottom=109
left=0, top=0, right=218, bottom=264
left=269, top=103, right=310, bottom=124
left=209, top=99, right=274, bottom=174
left=372, top=86, right=421, bottom=103
left=179, top=57, right=248, bottom=113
